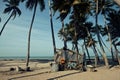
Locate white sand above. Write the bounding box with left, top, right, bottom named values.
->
left=0, top=60, right=120, bottom=80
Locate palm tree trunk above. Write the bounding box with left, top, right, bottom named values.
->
left=99, top=35, right=110, bottom=51
left=113, top=44, right=120, bottom=65
left=84, top=38, right=91, bottom=62
left=26, top=0, right=37, bottom=71
left=94, top=45, right=100, bottom=61
left=72, top=43, right=75, bottom=50
left=75, top=41, right=79, bottom=63
left=62, top=21, right=67, bottom=49
left=103, top=15, right=115, bottom=62
left=98, top=38, right=109, bottom=67
left=114, top=0, right=120, bottom=6
left=85, top=25, right=93, bottom=63
left=74, top=23, right=79, bottom=64
left=49, top=0, right=56, bottom=55
left=0, top=13, right=13, bottom=36
left=92, top=45, right=100, bottom=67
left=96, top=0, right=109, bottom=68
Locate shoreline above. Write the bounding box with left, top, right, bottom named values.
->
left=0, top=58, right=119, bottom=66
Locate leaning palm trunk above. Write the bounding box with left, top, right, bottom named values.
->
left=86, top=27, right=99, bottom=65
left=84, top=38, right=91, bottom=62
left=103, top=15, right=115, bottom=61
left=96, top=0, right=109, bottom=68
left=73, top=13, right=79, bottom=63
left=49, top=0, right=56, bottom=55
left=114, top=0, right=120, bottom=6
left=113, top=44, right=120, bottom=65
left=0, top=12, right=13, bottom=36
left=97, top=34, right=109, bottom=67
left=74, top=41, right=79, bottom=63
left=26, top=1, right=37, bottom=71
left=92, top=44, right=100, bottom=67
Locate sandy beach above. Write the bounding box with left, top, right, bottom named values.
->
left=0, top=60, right=120, bottom=80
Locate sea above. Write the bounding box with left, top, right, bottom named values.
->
left=0, top=56, right=113, bottom=61
left=0, top=56, right=54, bottom=61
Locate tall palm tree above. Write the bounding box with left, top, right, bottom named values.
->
left=0, top=0, right=21, bottom=36
left=49, top=0, right=56, bottom=55
left=71, top=0, right=91, bottom=63
left=25, top=0, right=45, bottom=71
left=84, top=22, right=97, bottom=63
left=99, top=0, right=115, bottom=62
left=52, top=0, right=72, bottom=49
left=95, top=0, right=109, bottom=68
left=107, top=10, right=120, bottom=65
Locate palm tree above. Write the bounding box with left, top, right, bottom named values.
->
left=84, top=22, right=97, bottom=63
left=95, top=0, right=109, bottom=68
left=0, top=0, right=21, bottom=36
left=99, top=0, right=115, bottom=62
left=70, top=0, right=91, bottom=63
left=49, top=0, right=56, bottom=55
left=107, top=10, right=120, bottom=41
left=52, top=0, right=72, bottom=49
left=52, top=0, right=71, bottom=21
left=107, top=10, right=120, bottom=65
left=25, top=0, right=45, bottom=71
left=58, top=22, right=76, bottom=50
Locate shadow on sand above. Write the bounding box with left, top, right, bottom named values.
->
left=8, top=71, right=48, bottom=80
left=9, top=70, right=81, bottom=80
left=47, top=71, right=81, bottom=80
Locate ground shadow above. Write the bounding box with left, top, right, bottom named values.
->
left=8, top=71, right=49, bottom=80
left=30, top=59, right=53, bottom=63
left=47, top=71, right=81, bottom=80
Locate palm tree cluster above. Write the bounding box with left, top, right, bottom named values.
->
left=52, top=0, right=120, bottom=68
left=0, top=0, right=120, bottom=70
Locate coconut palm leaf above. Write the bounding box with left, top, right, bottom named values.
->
left=0, top=0, right=22, bottom=36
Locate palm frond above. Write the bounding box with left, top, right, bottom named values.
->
left=3, top=0, right=10, bottom=3
left=3, top=7, right=12, bottom=14
left=38, top=0, right=45, bottom=11
left=15, top=7, right=22, bottom=16
left=11, top=10, right=17, bottom=20
left=26, top=0, right=35, bottom=10
left=5, top=4, right=10, bottom=7
left=20, top=0, right=25, bottom=2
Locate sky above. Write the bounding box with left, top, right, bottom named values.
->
left=0, top=0, right=120, bottom=57
left=0, top=0, right=65, bottom=57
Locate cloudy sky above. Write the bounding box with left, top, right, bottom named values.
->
left=0, top=0, right=64, bottom=57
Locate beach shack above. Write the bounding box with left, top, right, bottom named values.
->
left=51, top=48, right=86, bottom=72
